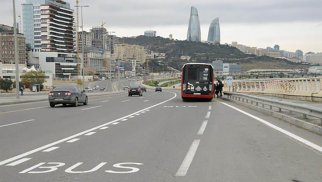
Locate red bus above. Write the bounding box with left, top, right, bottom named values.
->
left=181, top=63, right=214, bottom=101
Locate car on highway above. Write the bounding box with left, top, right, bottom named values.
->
left=128, top=82, right=143, bottom=96
left=48, top=85, right=88, bottom=107
left=155, top=86, right=162, bottom=92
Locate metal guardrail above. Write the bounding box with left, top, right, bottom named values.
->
left=224, top=92, right=322, bottom=126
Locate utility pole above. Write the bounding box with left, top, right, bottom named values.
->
left=75, top=4, right=89, bottom=90
left=13, top=0, right=20, bottom=99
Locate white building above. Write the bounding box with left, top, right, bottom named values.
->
left=304, top=52, right=322, bottom=65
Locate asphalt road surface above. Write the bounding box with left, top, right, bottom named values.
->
left=0, top=90, right=321, bottom=182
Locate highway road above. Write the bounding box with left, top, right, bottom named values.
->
left=0, top=90, right=321, bottom=182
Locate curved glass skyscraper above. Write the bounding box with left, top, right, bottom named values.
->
left=207, top=18, right=220, bottom=44
left=187, top=6, right=201, bottom=42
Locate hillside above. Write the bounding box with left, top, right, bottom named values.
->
left=119, top=36, right=308, bottom=72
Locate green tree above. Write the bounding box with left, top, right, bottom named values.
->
left=0, top=78, right=13, bottom=92
left=21, top=71, right=46, bottom=90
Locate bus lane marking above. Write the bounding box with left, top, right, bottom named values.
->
left=0, top=92, right=177, bottom=166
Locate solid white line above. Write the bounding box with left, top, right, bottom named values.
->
left=208, top=106, right=212, bottom=110
left=0, top=107, right=46, bottom=114
left=81, top=105, right=102, bottom=111
left=176, top=139, right=200, bottom=176
left=0, top=119, right=35, bottom=128
left=220, top=102, right=322, bottom=153
left=6, top=158, right=32, bottom=166
left=100, top=126, right=109, bottom=130
left=66, top=138, right=80, bottom=143
left=42, top=147, right=59, bottom=152
left=121, top=100, right=130, bottom=102
left=197, top=120, right=208, bottom=135
left=205, top=111, right=211, bottom=119
left=0, top=92, right=177, bottom=166
left=85, top=132, right=96, bottom=136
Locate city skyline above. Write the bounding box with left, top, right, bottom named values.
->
left=1, top=0, right=322, bottom=53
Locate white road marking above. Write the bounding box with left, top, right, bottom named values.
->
left=81, top=105, right=102, bottom=111
left=197, top=120, right=208, bottom=135
left=100, top=126, right=109, bottom=130
left=129, top=116, right=135, bottom=118
left=6, top=158, right=32, bottom=166
left=0, top=92, right=177, bottom=166
left=164, top=106, right=174, bottom=108
left=188, top=106, right=197, bottom=108
left=205, top=111, right=211, bottom=119
left=66, top=138, right=80, bottom=143
left=143, top=100, right=149, bottom=102
left=121, top=100, right=130, bottom=103
left=221, top=102, right=322, bottom=153
left=100, top=100, right=110, bottom=103
left=85, top=132, right=96, bottom=136
left=42, top=147, right=59, bottom=153
left=0, top=119, right=35, bottom=128
left=0, top=107, right=46, bottom=114
left=121, top=119, right=128, bottom=121
left=176, top=139, right=200, bottom=176
left=112, top=122, right=119, bottom=125
left=208, top=106, right=212, bottom=110
left=135, top=113, right=140, bottom=116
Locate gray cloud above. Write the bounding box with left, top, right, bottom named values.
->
left=1, top=0, right=321, bottom=27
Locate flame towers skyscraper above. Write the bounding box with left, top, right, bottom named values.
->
left=207, top=18, right=220, bottom=44
left=187, top=6, right=201, bottom=42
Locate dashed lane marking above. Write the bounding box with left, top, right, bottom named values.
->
left=112, top=122, right=120, bottom=125
left=205, top=111, right=211, bottom=119
left=85, top=132, right=96, bottom=136
left=176, top=139, right=200, bottom=176
left=42, top=147, right=59, bottom=153
left=121, top=100, right=130, bottom=103
left=81, top=105, right=102, bottom=111
left=100, top=126, right=109, bottom=130
left=0, top=107, right=46, bottom=114
left=121, top=119, right=128, bottom=121
left=208, top=106, right=212, bottom=110
left=0, top=92, right=177, bottom=166
left=197, top=120, right=208, bottom=135
left=0, top=119, right=35, bottom=128
left=66, top=138, right=80, bottom=143
left=143, top=100, right=149, bottom=102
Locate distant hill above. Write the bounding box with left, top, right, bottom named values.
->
left=119, top=36, right=308, bottom=72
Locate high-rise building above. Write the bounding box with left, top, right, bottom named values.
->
left=207, top=18, right=220, bottom=44
left=187, top=6, right=201, bottom=42
left=22, top=0, right=74, bottom=52
left=0, top=25, right=26, bottom=64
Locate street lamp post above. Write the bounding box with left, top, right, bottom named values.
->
left=13, top=0, right=20, bottom=99
left=75, top=5, right=89, bottom=90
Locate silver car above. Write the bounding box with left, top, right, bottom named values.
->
left=48, top=85, right=88, bottom=107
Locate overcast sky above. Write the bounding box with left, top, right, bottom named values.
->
left=1, top=0, right=322, bottom=52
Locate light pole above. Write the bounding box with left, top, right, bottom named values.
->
left=13, top=0, right=20, bottom=99
left=75, top=5, right=89, bottom=90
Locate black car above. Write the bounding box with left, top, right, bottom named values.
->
left=155, top=87, right=162, bottom=92
left=128, top=82, right=143, bottom=96
left=48, top=85, right=88, bottom=107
